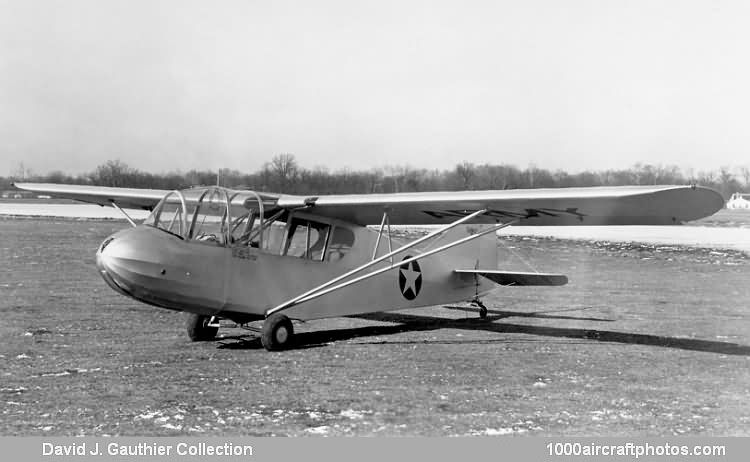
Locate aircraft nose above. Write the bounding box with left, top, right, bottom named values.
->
left=95, top=226, right=177, bottom=302
left=96, top=233, right=122, bottom=270
left=96, top=232, right=138, bottom=297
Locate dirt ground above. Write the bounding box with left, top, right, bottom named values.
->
left=1, top=217, right=749, bottom=436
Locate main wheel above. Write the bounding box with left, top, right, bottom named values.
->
left=186, top=314, right=219, bottom=341
left=261, top=314, right=294, bottom=351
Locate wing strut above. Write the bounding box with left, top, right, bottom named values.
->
left=265, top=212, right=519, bottom=317
left=111, top=202, right=137, bottom=227
left=371, top=211, right=397, bottom=262
left=266, top=209, right=487, bottom=317
left=372, top=212, right=390, bottom=261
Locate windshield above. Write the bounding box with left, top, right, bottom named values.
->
left=143, top=187, right=233, bottom=244
left=189, top=188, right=231, bottom=245
left=143, top=191, right=193, bottom=238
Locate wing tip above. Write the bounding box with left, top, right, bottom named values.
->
left=689, top=185, right=725, bottom=221
left=11, top=182, right=33, bottom=191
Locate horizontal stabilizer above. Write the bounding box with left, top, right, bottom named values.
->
left=455, top=269, right=568, bottom=286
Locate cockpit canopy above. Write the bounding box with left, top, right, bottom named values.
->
left=143, top=187, right=248, bottom=245
left=142, top=186, right=355, bottom=261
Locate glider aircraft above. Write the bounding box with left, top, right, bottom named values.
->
left=14, top=183, right=724, bottom=351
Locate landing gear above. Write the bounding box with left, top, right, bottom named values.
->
left=261, top=313, right=294, bottom=351
left=186, top=314, right=219, bottom=341
left=471, top=297, right=488, bottom=319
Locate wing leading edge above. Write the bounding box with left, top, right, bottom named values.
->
left=12, top=183, right=283, bottom=212
left=285, top=185, right=724, bottom=226
left=12, top=183, right=169, bottom=210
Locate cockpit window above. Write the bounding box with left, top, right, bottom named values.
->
left=143, top=188, right=354, bottom=259
left=326, top=226, right=355, bottom=262
left=229, top=211, right=254, bottom=243
left=143, top=191, right=193, bottom=238
left=284, top=218, right=331, bottom=260
left=231, top=209, right=285, bottom=252
left=159, top=201, right=185, bottom=236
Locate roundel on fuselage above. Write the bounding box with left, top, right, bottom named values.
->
left=398, top=256, right=422, bottom=300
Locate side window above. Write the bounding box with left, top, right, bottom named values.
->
left=284, top=219, right=331, bottom=260
left=285, top=221, right=311, bottom=257
left=308, top=223, right=330, bottom=261
left=265, top=222, right=287, bottom=253
left=326, top=226, right=355, bottom=262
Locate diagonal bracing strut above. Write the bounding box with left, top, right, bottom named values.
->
left=265, top=209, right=487, bottom=317
left=265, top=211, right=519, bottom=317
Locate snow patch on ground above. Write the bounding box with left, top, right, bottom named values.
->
left=470, top=427, right=524, bottom=436
left=504, top=225, right=750, bottom=253
left=306, top=425, right=331, bottom=435
left=339, top=409, right=368, bottom=420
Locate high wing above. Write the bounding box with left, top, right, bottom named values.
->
left=13, top=183, right=282, bottom=211
left=281, top=185, right=724, bottom=225
left=12, top=183, right=170, bottom=210
left=14, top=183, right=723, bottom=226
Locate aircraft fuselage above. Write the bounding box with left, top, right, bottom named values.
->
left=95, top=219, right=497, bottom=323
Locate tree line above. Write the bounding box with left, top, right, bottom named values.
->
left=4, top=155, right=749, bottom=199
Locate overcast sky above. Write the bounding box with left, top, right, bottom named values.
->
left=1, top=0, right=749, bottom=176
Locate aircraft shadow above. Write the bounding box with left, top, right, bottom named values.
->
left=217, top=309, right=750, bottom=356
left=442, top=305, right=616, bottom=322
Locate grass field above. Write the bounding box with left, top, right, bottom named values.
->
left=1, top=217, right=749, bottom=436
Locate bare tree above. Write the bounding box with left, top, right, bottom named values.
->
left=718, top=166, right=740, bottom=197
left=92, top=160, right=132, bottom=187
left=697, top=170, right=716, bottom=185
left=527, top=163, right=537, bottom=188
left=739, top=166, right=750, bottom=190
left=13, top=162, right=33, bottom=181
left=455, top=161, right=475, bottom=190
left=269, top=154, right=299, bottom=192
left=719, top=166, right=734, bottom=185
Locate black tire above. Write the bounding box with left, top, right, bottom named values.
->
left=186, top=314, right=219, bottom=341
left=261, top=314, right=294, bottom=351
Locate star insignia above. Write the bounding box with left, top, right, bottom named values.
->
left=398, top=257, right=422, bottom=300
